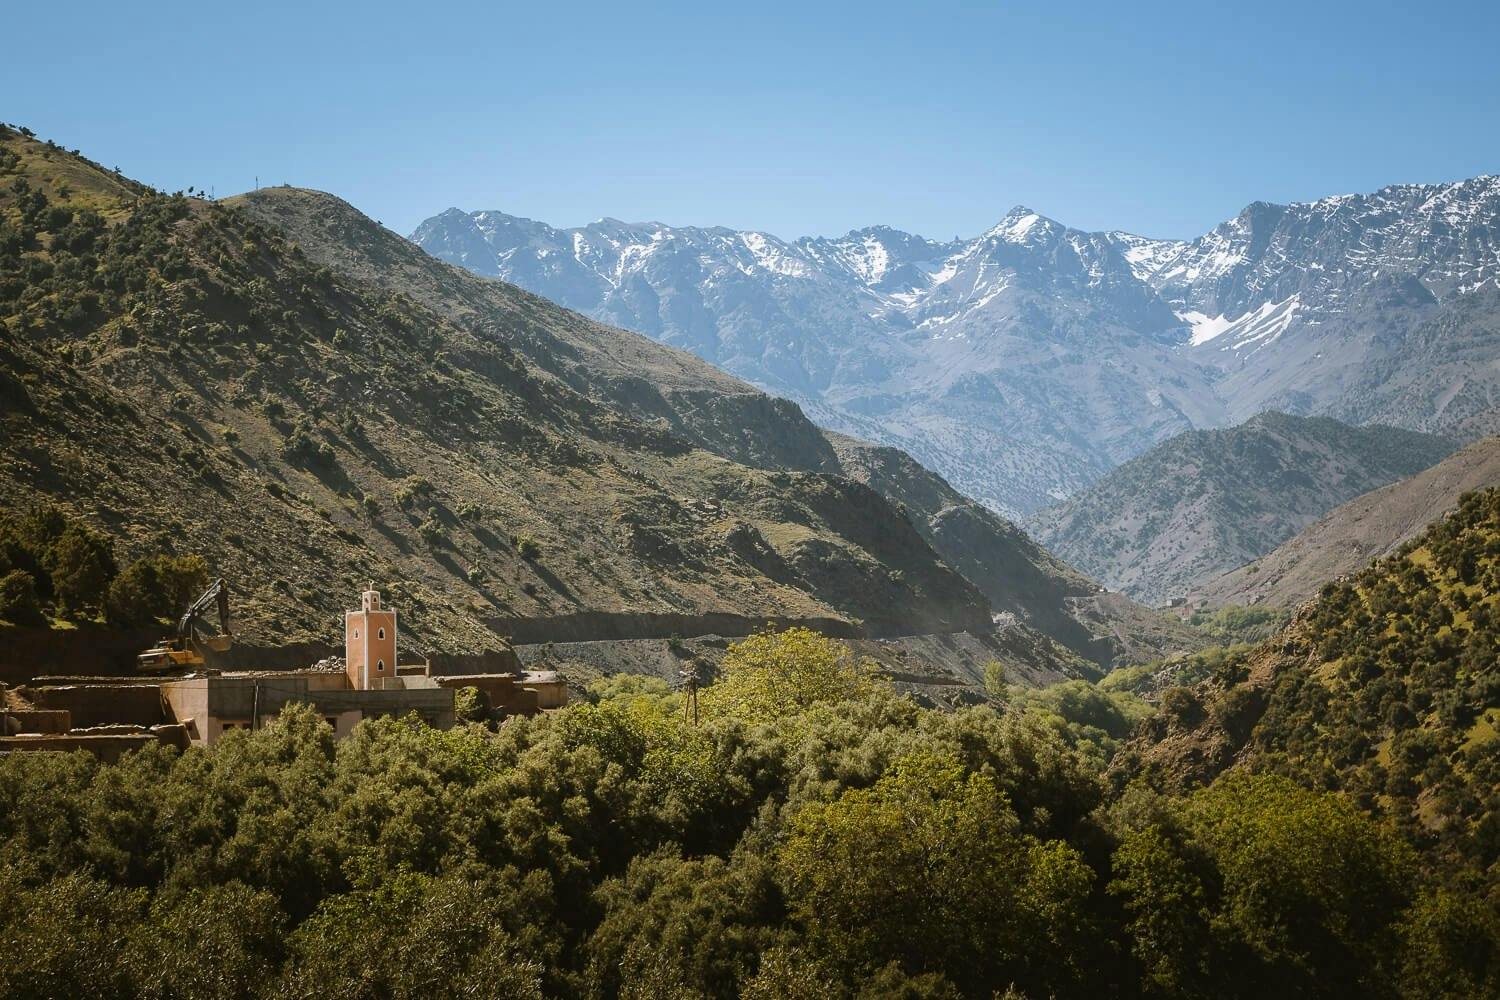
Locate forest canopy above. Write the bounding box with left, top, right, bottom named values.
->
left=2, top=625, right=1496, bottom=999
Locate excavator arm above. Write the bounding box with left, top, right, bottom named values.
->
left=137, top=578, right=232, bottom=672
left=178, top=577, right=231, bottom=649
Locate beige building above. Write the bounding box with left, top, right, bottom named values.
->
left=161, top=670, right=454, bottom=746
left=346, top=586, right=397, bottom=689
left=4, top=586, right=568, bottom=756
left=159, top=586, right=455, bottom=746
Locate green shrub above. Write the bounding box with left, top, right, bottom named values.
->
left=417, top=518, right=446, bottom=547
left=45, top=523, right=116, bottom=616
left=983, top=660, right=1008, bottom=700
left=0, top=569, right=46, bottom=625
left=105, top=554, right=209, bottom=626
left=395, top=476, right=433, bottom=510
left=280, top=425, right=335, bottom=469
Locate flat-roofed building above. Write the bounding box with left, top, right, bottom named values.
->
left=161, top=670, right=455, bottom=746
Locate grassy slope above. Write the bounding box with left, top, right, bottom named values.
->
left=230, top=181, right=1199, bottom=666
left=1115, top=487, right=1500, bottom=884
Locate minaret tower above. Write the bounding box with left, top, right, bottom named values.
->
left=345, top=584, right=396, bottom=690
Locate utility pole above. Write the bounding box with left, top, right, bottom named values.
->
left=680, top=663, right=699, bottom=726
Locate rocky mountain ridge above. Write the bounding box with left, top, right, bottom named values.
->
left=1196, top=435, right=1500, bottom=608
left=1025, top=413, right=1453, bottom=605
left=413, top=175, right=1500, bottom=516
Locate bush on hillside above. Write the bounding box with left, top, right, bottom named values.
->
left=44, top=523, right=117, bottom=616
left=0, top=569, right=46, bottom=625
left=105, top=554, right=209, bottom=626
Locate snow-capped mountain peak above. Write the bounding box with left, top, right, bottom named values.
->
left=411, top=173, right=1500, bottom=518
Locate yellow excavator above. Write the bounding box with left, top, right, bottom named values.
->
left=136, top=578, right=233, bottom=673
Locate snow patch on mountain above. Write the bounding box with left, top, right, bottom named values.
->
left=1178, top=310, right=1234, bottom=346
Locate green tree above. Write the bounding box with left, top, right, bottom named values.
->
left=106, top=553, right=208, bottom=626
left=1111, top=772, right=1420, bottom=997
left=45, top=523, right=116, bottom=615
left=777, top=751, right=1092, bottom=993
left=584, top=849, right=781, bottom=998
left=0, top=870, right=146, bottom=998
left=983, top=660, right=1008, bottom=700
left=126, top=881, right=288, bottom=1000
left=1396, top=886, right=1500, bottom=999
left=1108, top=825, right=1211, bottom=997
left=702, top=627, right=882, bottom=723
left=281, top=871, right=544, bottom=999
left=0, top=569, right=46, bottom=625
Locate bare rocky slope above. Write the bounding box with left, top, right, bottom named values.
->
left=1197, top=435, right=1500, bottom=608
left=0, top=125, right=1193, bottom=667
left=1026, top=412, right=1453, bottom=606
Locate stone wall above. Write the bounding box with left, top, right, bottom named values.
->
left=491, top=611, right=861, bottom=645
left=31, top=683, right=167, bottom=728
left=0, top=625, right=164, bottom=684
left=426, top=648, right=521, bottom=676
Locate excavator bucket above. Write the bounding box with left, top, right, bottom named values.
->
left=202, top=635, right=233, bottom=653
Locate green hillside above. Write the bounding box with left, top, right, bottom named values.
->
left=1117, top=487, right=1500, bottom=889
left=0, top=124, right=1194, bottom=665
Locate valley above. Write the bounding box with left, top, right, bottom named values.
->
left=6, top=3, right=1500, bottom=995
left=1026, top=412, right=1454, bottom=604
left=0, top=126, right=1195, bottom=677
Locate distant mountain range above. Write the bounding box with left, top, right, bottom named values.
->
left=1197, top=435, right=1500, bottom=608
left=1025, top=413, right=1453, bottom=605
left=412, top=176, right=1500, bottom=517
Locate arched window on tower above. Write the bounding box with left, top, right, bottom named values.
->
left=377, top=660, right=385, bottom=672
left=378, top=628, right=385, bottom=640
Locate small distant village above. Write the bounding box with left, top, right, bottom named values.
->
left=0, top=582, right=567, bottom=760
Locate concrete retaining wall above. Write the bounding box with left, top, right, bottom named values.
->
left=491, top=611, right=861, bottom=645
left=202, top=641, right=340, bottom=672
left=32, top=684, right=167, bottom=728
left=427, top=648, right=521, bottom=676
left=2, top=709, right=72, bottom=734
left=0, top=732, right=157, bottom=763
left=0, top=626, right=164, bottom=684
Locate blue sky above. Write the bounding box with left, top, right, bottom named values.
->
left=7, top=1, right=1498, bottom=240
